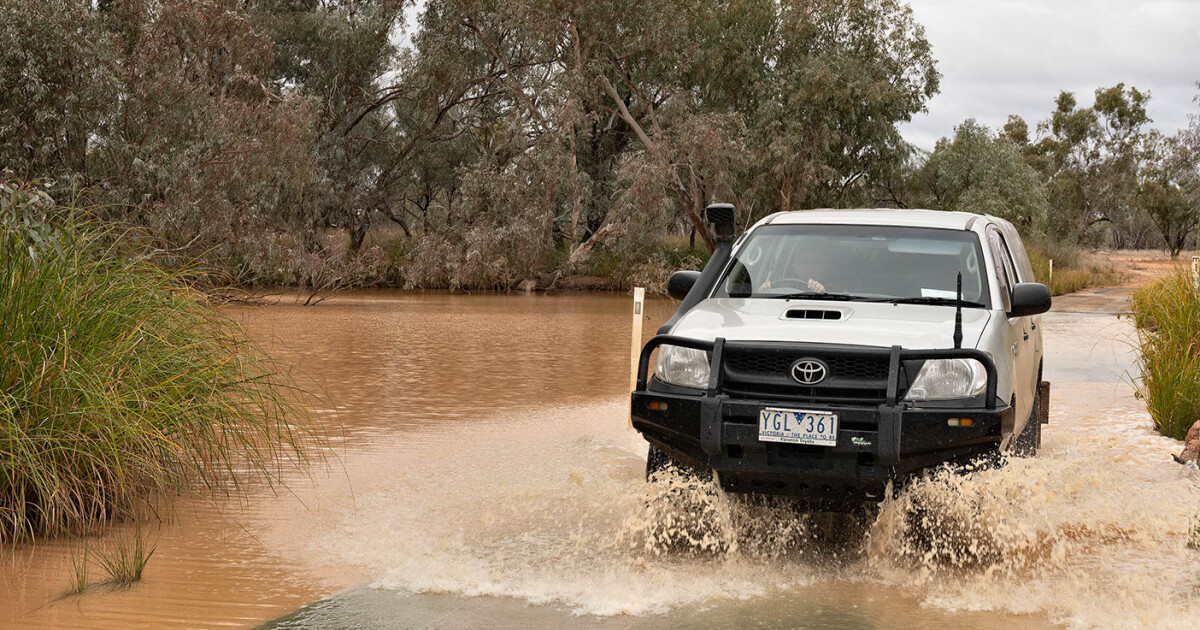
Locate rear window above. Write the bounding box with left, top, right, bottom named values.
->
left=714, top=224, right=991, bottom=307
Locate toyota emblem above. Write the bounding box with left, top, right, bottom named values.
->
left=791, top=359, right=828, bottom=385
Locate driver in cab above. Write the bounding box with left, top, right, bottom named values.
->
left=758, top=252, right=829, bottom=293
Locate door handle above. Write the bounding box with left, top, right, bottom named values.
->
left=1023, top=331, right=1029, bottom=341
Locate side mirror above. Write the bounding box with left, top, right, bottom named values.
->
left=1009, top=282, right=1052, bottom=317
left=667, top=270, right=702, bottom=300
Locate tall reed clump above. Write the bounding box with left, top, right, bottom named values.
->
left=1, top=179, right=311, bottom=540
left=1130, top=269, right=1200, bottom=440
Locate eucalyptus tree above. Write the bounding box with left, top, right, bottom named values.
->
left=917, top=119, right=1049, bottom=229
left=1137, top=133, right=1195, bottom=257
left=1138, top=94, right=1200, bottom=258
left=1016, top=84, right=1156, bottom=246
left=399, top=0, right=939, bottom=261
left=1, top=0, right=944, bottom=289
left=0, top=0, right=320, bottom=270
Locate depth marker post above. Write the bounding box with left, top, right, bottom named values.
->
left=1192, top=256, right=1198, bottom=292
left=629, top=287, right=645, bottom=428
left=1048, top=259, right=1053, bottom=289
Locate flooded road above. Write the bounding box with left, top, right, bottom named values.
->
left=3, top=292, right=1199, bottom=629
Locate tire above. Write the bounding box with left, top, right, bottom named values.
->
left=1010, top=388, right=1041, bottom=457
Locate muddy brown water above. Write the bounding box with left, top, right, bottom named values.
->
left=2, top=292, right=1198, bottom=629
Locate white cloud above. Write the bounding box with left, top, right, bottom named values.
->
left=901, top=0, right=1200, bottom=150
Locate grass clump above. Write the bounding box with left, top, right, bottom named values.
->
left=93, top=529, right=155, bottom=586
left=1130, top=269, right=1200, bottom=440
left=65, top=526, right=157, bottom=595
left=1, top=179, right=311, bottom=540
left=1026, top=241, right=1123, bottom=296
left=68, top=539, right=91, bottom=594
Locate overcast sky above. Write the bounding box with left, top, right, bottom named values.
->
left=901, top=0, right=1200, bottom=151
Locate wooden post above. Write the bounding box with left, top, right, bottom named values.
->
left=629, top=287, right=645, bottom=428
left=1048, top=259, right=1053, bottom=289
left=1192, top=256, right=1198, bottom=292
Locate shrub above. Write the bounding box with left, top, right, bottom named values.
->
left=1130, top=270, right=1200, bottom=440
left=0, top=183, right=310, bottom=540
left=1026, top=242, right=1122, bottom=296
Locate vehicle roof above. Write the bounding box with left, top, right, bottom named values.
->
left=766, top=208, right=985, bottom=230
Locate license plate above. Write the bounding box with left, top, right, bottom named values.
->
left=758, top=407, right=838, bottom=446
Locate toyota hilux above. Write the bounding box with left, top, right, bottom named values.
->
left=631, top=204, right=1051, bottom=505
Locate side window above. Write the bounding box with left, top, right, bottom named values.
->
left=996, top=234, right=1020, bottom=287
left=986, top=228, right=1013, bottom=311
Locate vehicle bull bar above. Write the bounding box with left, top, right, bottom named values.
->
left=634, top=335, right=1000, bottom=466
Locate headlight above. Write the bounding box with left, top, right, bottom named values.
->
left=905, top=358, right=988, bottom=401
left=654, top=345, right=711, bottom=389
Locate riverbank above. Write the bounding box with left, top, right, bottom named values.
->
left=229, top=236, right=1133, bottom=299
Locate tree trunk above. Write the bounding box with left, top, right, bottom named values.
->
left=348, top=222, right=367, bottom=253
left=598, top=74, right=714, bottom=250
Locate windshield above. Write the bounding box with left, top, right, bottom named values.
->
left=714, top=223, right=991, bottom=307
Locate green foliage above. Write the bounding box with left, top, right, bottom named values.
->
left=0, top=191, right=311, bottom=540
left=0, top=0, right=320, bottom=269
left=1138, top=129, right=1200, bottom=257
left=0, top=176, right=62, bottom=264
left=0, top=0, right=941, bottom=290
left=917, top=119, right=1049, bottom=229
left=93, top=528, right=156, bottom=586
left=68, top=539, right=91, bottom=595
left=1131, top=270, right=1200, bottom=440
left=7, top=2, right=1198, bottom=289
left=1022, top=84, right=1159, bottom=247
left=65, top=526, right=156, bottom=594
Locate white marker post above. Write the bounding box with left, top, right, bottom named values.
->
left=629, top=287, right=646, bottom=428
left=1192, top=256, right=1198, bottom=292
left=1049, top=259, right=1053, bottom=289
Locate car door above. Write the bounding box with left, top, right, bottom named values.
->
left=999, top=224, right=1045, bottom=373
left=985, top=227, right=1034, bottom=433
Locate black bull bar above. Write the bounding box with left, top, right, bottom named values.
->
left=634, top=335, right=999, bottom=467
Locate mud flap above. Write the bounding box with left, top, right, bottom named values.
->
left=1039, top=380, right=1051, bottom=425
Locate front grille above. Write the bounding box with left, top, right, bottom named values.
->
left=721, top=343, right=909, bottom=406
left=725, top=351, right=889, bottom=381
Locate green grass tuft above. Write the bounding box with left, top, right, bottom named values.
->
left=1130, top=270, right=1200, bottom=440
left=68, top=539, right=91, bottom=594
left=1, top=188, right=314, bottom=540
left=93, top=528, right=155, bottom=586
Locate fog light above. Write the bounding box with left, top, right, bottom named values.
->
left=947, top=417, right=974, bottom=427
left=648, top=401, right=669, bottom=411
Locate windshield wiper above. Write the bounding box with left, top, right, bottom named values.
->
left=882, top=296, right=986, bottom=308
left=760, top=292, right=858, bottom=301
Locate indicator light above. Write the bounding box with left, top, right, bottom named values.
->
left=947, top=417, right=975, bottom=427
left=648, top=401, right=669, bottom=411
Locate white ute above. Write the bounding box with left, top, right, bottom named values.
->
left=630, top=205, right=1051, bottom=505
